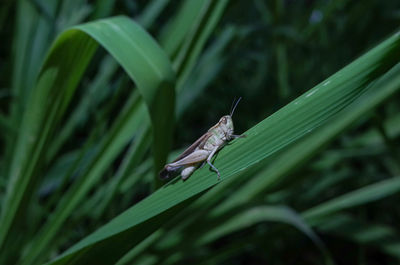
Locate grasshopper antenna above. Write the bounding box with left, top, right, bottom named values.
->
left=230, top=97, right=237, bottom=116
left=230, top=97, right=242, bottom=117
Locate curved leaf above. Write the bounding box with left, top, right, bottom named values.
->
left=0, top=16, right=175, bottom=263
left=196, top=205, right=325, bottom=250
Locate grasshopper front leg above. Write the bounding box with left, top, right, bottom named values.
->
left=231, top=134, right=246, bottom=139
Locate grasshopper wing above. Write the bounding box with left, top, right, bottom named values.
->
left=172, top=132, right=211, bottom=162
left=159, top=132, right=212, bottom=179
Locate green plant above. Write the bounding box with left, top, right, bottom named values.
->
left=1, top=1, right=400, bottom=264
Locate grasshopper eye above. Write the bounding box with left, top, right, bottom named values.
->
left=221, top=117, right=227, bottom=124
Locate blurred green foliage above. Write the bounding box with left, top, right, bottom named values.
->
left=179, top=0, right=400, bottom=139
left=0, top=0, right=400, bottom=265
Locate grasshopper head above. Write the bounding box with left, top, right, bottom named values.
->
left=219, top=115, right=234, bottom=140
left=218, top=97, right=241, bottom=140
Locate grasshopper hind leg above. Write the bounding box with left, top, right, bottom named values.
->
left=181, top=165, right=197, bottom=180
left=159, top=165, right=181, bottom=179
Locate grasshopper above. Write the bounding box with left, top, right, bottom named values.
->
left=160, top=98, right=244, bottom=181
